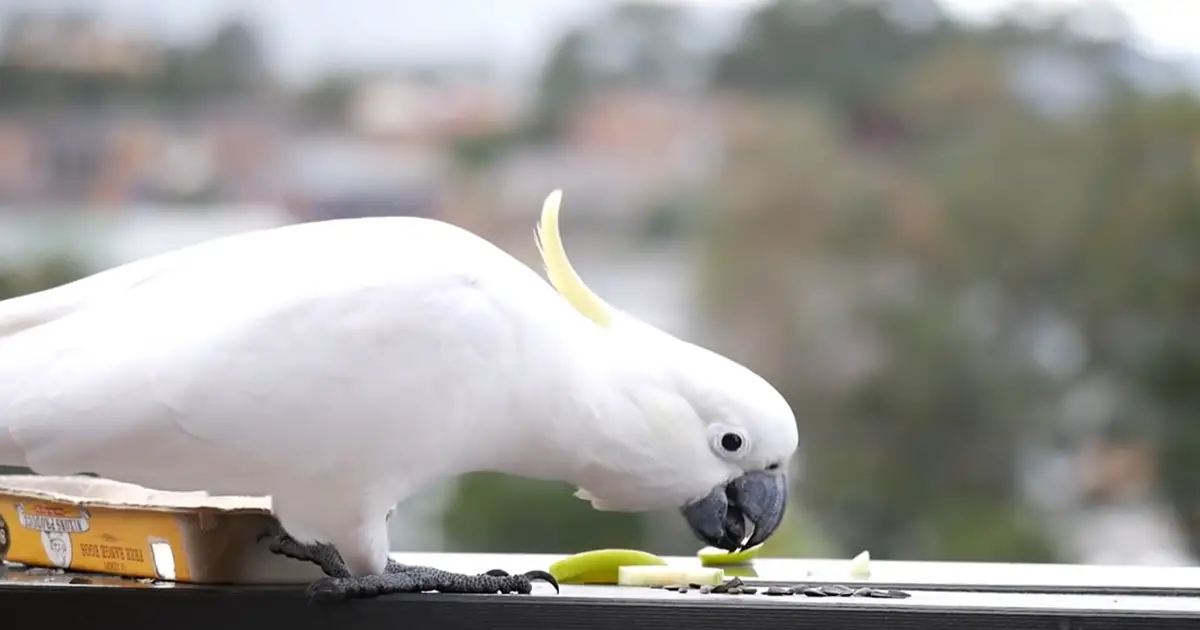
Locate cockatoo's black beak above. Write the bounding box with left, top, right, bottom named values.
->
left=680, top=470, right=788, bottom=552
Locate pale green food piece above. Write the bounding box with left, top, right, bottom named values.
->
left=849, top=550, right=871, bottom=579
left=723, top=564, right=759, bottom=578
left=696, top=544, right=763, bottom=566
left=617, top=565, right=725, bottom=586
left=548, top=549, right=668, bottom=584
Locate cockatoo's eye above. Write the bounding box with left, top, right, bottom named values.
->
left=713, top=429, right=749, bottom=457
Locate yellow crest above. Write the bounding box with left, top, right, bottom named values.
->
left=535, top=190, right=614, bottom=328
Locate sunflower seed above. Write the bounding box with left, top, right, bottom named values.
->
left=802, top=587, right=827, bottom=597
left=765, top=586, right=794, bottom=596
left=821, top=584, right=853, bottom=596
left=711, top=577, right=744, bottom=594
left=868, top=588, right=912, bottom=599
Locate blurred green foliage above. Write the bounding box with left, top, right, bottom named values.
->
left=441, top=474, right=646, bottom=553
left=0, top=256, right=89, bottom=300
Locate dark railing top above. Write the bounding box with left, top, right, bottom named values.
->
left=5, top=553, right=1200, bottom=630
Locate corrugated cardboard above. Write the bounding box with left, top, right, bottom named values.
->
left=0, top=475, right=325, bottom=584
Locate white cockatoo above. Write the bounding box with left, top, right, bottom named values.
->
left=0, top=190, right=798, bottom=598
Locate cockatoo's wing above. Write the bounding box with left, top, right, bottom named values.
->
left=0, top=247, right=194, bottom=338
left=0, top=216, right=579, bottom=505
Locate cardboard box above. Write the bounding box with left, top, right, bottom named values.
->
left=0, top=475, right=325, bottom=584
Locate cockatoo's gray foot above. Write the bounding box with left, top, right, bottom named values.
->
left=259, top=527, right=351, bottom=578
left=259, top=525, right=558, bottom=599
left=306, top=560, right=559, bottom=599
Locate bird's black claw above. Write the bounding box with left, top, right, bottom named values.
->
left=522, top=570, right=560, bottom=594
left=483, top=568, right=510, bottom=577
left=307, top=576, right=352, bottom=601
left=261, top=531, right=350, bottom=578
left=256, top=521, right=284, bottom=541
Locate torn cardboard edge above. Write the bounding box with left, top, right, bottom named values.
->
left=0, top=474, right=272, bottom=513
left=0, top=474, right=324, bottom=584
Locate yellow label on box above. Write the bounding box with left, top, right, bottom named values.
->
left=0, top=498, right=191, bottom=581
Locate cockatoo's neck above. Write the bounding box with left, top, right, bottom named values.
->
left=473, top=322, right=710, bottom=511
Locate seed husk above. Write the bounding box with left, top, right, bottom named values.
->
left=868, top=588, right=912, bottom=599
left=821, top=584, right=853, bottom=596
left=710, top=577, right=744, bottom=594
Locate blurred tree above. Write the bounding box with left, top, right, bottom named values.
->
left=440, top=473, right=647, bottom=553
left=177, top=18, right=270, bottom=102
left=529, top=1, right=703, bottom=139
left=450, top=131, right=522, bottom=175
left=297, top=74, right=360, bottom=127
left=1073, top=93, right=1200, bottom=557
left=587, top=2, right=702, bottom=88
left=696, top=40, right=1096, bottom=562
left=0, top=256, right=90, bottom=301
left=711, top=0, right=953, bottom=117
left=0, top=13, right=271, bottom=112
left=529, top=30, right=591, bottom=139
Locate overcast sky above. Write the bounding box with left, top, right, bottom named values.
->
left=1, top=0, right=1194, bottom=83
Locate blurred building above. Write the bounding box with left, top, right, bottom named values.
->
left=350, top=75, right=524, bottom=143
left=494, top=88, right=724, bottom=225
left=0, top=108, right=290, bottom=210
left=1, top=12, right=161, bottom=78
left=272, top=136, right=447, bottom=222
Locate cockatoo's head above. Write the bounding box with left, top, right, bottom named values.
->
left=534, top=190, right=799, bottom=552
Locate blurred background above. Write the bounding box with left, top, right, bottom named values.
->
left=0, top=0, right=1198, bottom=568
